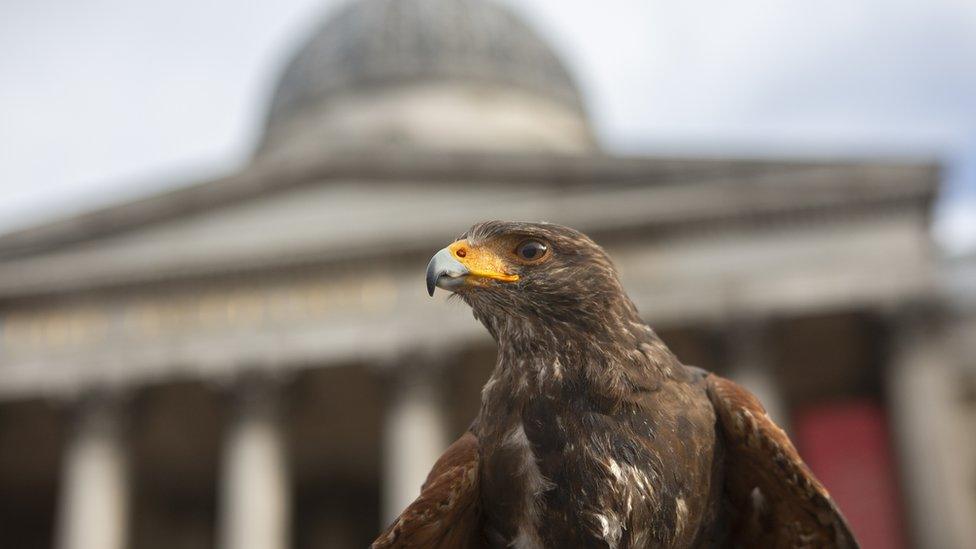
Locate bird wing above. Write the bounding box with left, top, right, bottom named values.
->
left=372, top=431, right=483, bottom=549
left=705, top=373, right=859, bottom=548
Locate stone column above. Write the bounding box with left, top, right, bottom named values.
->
left=381, top=361, right=449, bottom=524
left=726, top=319, right=788, bottom=426
left=888, top=313, right=975, bottom=549
left=55, top=395, right=129, bottom=549
left=218, top=378, right=290, bottom=549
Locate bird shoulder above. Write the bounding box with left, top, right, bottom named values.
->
left=372, top=431, right=484, bottom=549
left=705, top=374, right=859, bottom=549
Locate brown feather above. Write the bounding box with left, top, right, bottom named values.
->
left=380, top=222, right=859, bottom=548
left=705, top=374, right=859, bottom=549
left=372, top=431, right=483, bottom=549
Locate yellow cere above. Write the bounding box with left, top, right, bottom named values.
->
left=448, top=240, right=519, bottom=283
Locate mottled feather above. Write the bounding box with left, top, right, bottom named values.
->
left=705, top=374, right=858, bottom=549
left=372, top=431, right=483, bottom=549
left=376, top=221, right=858, bottom=549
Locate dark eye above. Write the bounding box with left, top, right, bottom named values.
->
left=516, top=239, right=548, bottom=261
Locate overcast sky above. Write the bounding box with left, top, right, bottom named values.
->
left=1, top=0, right=974, bottom=251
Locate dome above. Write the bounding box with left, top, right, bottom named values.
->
left=256, top=0, right=597, bottom=158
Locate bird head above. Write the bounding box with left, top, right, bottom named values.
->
left=426, top=221, right=637, bottom=337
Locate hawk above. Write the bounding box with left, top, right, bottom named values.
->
left=374, top=221, right=857, bottom=548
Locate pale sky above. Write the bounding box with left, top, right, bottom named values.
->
left=1, top=0, right=975, bottom=251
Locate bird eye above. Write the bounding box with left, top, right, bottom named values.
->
left=516, top=240, right=548, bottom=261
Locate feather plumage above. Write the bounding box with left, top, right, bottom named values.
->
left=376, top=221, right=857, bottom=548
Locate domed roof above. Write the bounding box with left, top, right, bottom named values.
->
left=256, top=0, right=596, bottom=156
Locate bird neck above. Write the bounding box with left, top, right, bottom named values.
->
left=479, top=294, right=678, bottom=402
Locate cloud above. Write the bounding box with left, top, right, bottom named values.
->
left=0, top=0, right=974, bottom=247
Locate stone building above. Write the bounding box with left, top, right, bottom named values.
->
left=0, top=0, right=972, bottom=548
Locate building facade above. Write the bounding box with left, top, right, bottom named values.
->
left=0, top=1, right=973, bottom=548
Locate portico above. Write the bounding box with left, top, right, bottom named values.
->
left=0, top=0, right=971, bottom=546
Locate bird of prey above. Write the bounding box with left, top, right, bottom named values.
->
left=374, top=221, right=857, bottom=549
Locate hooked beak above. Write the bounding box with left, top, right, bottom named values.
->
left=425, top=240, right=520, bottom=296
left=426, top=247, right=470, bottom=296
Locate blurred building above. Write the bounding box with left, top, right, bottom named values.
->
left=0, top=0, right=973, bottom=548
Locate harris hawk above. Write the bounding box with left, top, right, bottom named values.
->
left=374, top=221, right=858, bottom=549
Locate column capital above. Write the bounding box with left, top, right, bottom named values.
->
left=68, top=391, right=128, bottom=431
left=375, top=347, right=461, bottom=389
left=887, top=298, right=950, bottom=334
left=724, top=316, right=771, bottom=362
left=222, top=372, right=287, bottom=416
